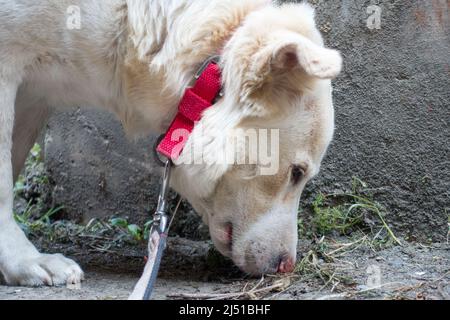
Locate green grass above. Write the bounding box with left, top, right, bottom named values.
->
left=109, top=217, right=153, bottom=241
left=14, top=144, right=48, bottom=195
left=304, top=177, right=401, bottom=246
left=311, top=193, right=364, bottom=235
left=14, top=206, right=153, bottom=245
left=13, top=143, right=62, bottom=236
left=293, top=177, right=402, bottom=291
left=14, top=202, right=64, bottom=237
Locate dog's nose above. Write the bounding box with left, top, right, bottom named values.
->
left=277, top=255, right=295, bottom=273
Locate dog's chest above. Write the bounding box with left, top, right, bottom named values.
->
left=24, top=62, right=119, bottom=110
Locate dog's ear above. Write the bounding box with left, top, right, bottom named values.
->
left=270, top=32, right=342, bottom=79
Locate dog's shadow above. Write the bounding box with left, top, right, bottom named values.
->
left=159, top=237, right=244, bottom=282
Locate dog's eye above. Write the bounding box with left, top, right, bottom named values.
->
left=291, top=165, right=305, bottom=185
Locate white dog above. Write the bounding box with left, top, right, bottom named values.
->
left=0, top=0, right=342, bottom=286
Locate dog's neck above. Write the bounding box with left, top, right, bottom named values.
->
left=117, top=0, right=270, bottom=135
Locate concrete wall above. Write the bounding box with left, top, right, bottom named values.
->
left=44, top=0, right=449, bottom=241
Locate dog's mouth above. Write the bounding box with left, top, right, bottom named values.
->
left=211, top=222, right=234, bottom=257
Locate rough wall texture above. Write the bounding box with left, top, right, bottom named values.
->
left=44, top=0, right=449, bottom=240
left=304, top=0, right=449, bottom=241
left=45, top=110, right=161, bottom=225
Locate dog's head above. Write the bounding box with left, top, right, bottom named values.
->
left=170, top=3, right=342, bottom=275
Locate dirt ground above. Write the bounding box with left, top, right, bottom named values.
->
left=0, top=269, right=226, bottom=300
left=0, top=236, right=448, bottom=300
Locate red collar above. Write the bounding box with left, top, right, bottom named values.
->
left=157, top=56, right=222, bottom=160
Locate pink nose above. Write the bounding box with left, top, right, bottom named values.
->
left=277, top=256, right=295, bottom=273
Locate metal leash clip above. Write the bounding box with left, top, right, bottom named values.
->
left=152, top=159, right=172, bottom=235
left=129, top=159, right=173, bottom=300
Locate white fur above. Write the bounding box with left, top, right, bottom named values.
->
left=0, top=0, right=341, bottom=283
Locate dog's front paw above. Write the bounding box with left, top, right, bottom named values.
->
left=3, top=253, right=84, bottom=287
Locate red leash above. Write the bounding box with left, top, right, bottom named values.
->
left=157, top=56, right=222, bottom=160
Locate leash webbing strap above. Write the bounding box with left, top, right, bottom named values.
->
left=142, top=231, right=168, bottom=300
left=129, top=160, right=172, bottom=300
left=128, top=229, right=168, bottom=300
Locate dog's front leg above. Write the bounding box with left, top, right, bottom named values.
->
left=0, top=79, right=84, bottom=286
